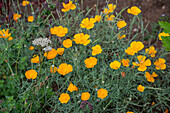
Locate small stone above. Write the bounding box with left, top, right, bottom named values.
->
left=162, top=6, right=165, bottom=10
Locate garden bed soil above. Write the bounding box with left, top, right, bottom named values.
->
left=83, top=0, right=170, bottom=24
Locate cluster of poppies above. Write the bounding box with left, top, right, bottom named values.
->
left=59, top=85, right=108, bottom=104
left=4, top=1, right=166, bottom=112
left=22, top=1, right=166, bottom=102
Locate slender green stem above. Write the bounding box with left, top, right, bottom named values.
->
left=104, top=100, right=113, bottom=110
left=128, top=16, right=136, bottom=41
left=29, top=102, right=33, bottom=113
left=15, top=49, right=21, bottom=75
left=147, top=87, right=165, bottom=90
left=81, top=0, right=83, bottom=11
left=30, top=2, right=35, bottom=13
left=3, top=38, right=14, bottom=75
left=5, top=61, right=14, bottom=75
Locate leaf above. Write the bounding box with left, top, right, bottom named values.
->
left=18, top=63, right=26, bottom=70
left=0, top=56, right=4, bottom=64
left=158, top=21, right=170, bottom=33
left=162, top=36, right=170, bottom=51
left=19, top=56, right=27, bottom=63
left=0, top=80, right=4, bottom=87
left=5, top=96, right=14, bottom=101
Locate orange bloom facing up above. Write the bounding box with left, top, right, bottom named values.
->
left=50, top=65, right=58, bottom=73
left=154, top=58, right=166, bottom=70
left=127, top=6, right=141, bottom=15
left=121, top=59, right=130, bottom=67
left=97, top=88, right=108, bottom=99
left=44, top=48, right=58, bottom=59
left=59, top=93, right=70, bottom=104
left=28, top=16, right=34, bottom=22
left=61, top=1, right=76, bottom=12
left=57, top=63, right=73, bottom=76
left=31, top=55, right=41, bottom=63
left=13, top=13, right=21, bottom=22
left=94, top=15, right=101, bottom=22
left=107, top=4, right=116, bottom=13
left=81, top=92, right=90, bottom=101
left=106, top=15, right=115, bottom=21
left=84, top=57, right=97, bottom=68
left=103, top=4, right=116, bottom=14
left=57, top=48, right=65, bottom=55
left=22, top=0, right=30, bottom=6
left=29, top=46, right=34, bottom=50
left=92, top=45, right=102, bottom=56
left=127, top=112, right=134, bottom=113
left=158, top=32, right=169, bottom=40
left=145, top=46, right=157, bottom=57
left=117, top=21, right=127, bottom=29
left=80, top=18, right=96, bottom=29
left=125, top=41, right=144, bottom=55
left=125, top=47, right=136, bottom=56
left=110, top=60, right=121, bottom=70
left=67, top=82, right=78, bottom=92
left=145, top=72, right=158, bottom=83
left=0, top=29, right=11, bottom=38
left=8, top=37, right=13, bottom=41
left=73, top=33, right=90, bottom=46
left=130, top=41, right=144, bottom=52
left=137, top=85, right=145, bottom=92
left=50, top=26, right=68, bottom=37
left=132, top=55, right=151, bottom=71
left=152, top=102, right=155, bottom=106
left=25, top=69, right=37, bottom=79
left=63, top=39, right=72, bottom=48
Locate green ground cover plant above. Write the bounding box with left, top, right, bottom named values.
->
left=158, top=21, right=170, bottom=51
left=143, top=16, right=169, bottom=42
left=0, top=0, right=169, bottom=112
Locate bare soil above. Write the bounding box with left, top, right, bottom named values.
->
left=83, top=0, right=170, bottom=24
